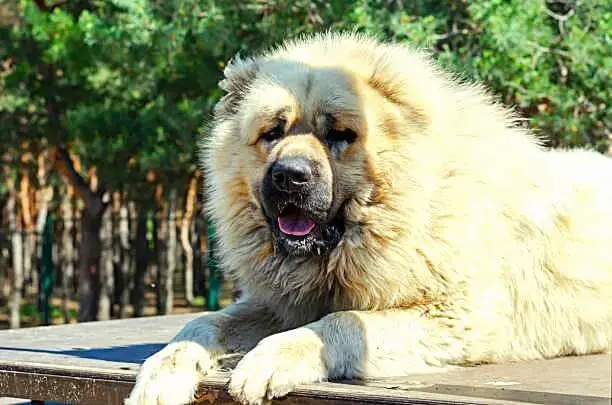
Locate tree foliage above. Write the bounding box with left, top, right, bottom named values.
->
left=0, top=0, right=609, bottom=325
left=1, top=0, right=610, bottom=190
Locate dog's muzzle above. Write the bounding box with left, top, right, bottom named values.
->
left=261, top=156, right=343, bottom=257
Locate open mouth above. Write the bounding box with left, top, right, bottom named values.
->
left=277, top=204, right=316, bottom=237
left=264, top=200, right=345, bottom=257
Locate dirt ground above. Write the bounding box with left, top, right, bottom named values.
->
left=0, top=283, right=236, bottom=330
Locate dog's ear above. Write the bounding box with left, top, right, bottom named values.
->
left=214, top=55, right=259, bottom=116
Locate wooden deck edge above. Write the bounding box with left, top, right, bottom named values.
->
left=0, top=369, right=133, bottom=405
left=0, top=362, right=609, bottom=405
left=0, top=363, right=534, bottom=405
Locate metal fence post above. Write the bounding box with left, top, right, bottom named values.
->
left=206, top=217, right=221, bottom=311
left=38, top=215, right=55, bottom=326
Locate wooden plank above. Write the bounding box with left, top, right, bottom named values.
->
left=0, top=314, right=609, bottom=405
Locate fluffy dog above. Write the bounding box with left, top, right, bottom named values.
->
left=126, top=32, right=612, bottom=405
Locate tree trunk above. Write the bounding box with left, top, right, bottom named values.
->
left=153, top=184, right=168, bottom=315
left=7, top=176, right=23, bottom=329
left=0, top=190, right=11, bottom=300
left=110, top=192, right=121, bottom=318
left=97, top=203, right=113, bottom=321
left=18, top=169, right=36, bottom=299
left=181, top=174, right=197, bottom=305
left=116, top=197, right=132, bottom=318
left=35, top=150, right=54, bottom=326
left=53, top=147, right=108, bottom=323
left=193, top=214, right=208, bottom=299
left=59, top=184, right=75, bottom=323
left=132, top=210, right=148, bottom=318
left=77, top=208, right=104, bottom=322
left=165, top=188, right=177, bottom=314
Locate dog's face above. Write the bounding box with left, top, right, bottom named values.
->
left=258, top=123, right=346, bottom=257
left=205, top=34, right=425, bottom=268
left=244, top=64, right=371, bottom=257
left=211, top=59, right=385, bottom=258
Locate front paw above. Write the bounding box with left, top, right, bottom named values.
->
left=228, top=328, right=328, bottom=405
left=125, top=341, right=216, bottom=405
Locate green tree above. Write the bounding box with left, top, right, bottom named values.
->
left=1, top=0, right=608, bottom=322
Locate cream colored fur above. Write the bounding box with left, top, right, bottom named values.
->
left=126, top=32, right=612, bottom=405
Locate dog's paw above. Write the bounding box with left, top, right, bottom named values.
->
left=228, top=329, right=327, bottom=405
left=125, top=341, right=216, bottom=405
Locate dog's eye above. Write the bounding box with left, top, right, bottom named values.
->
left=260, top=123, right=284, bottom=144
left=326, top=128, right=357, bottom=147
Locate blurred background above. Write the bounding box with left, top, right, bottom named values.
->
left=0, top=0, right=609, bottom=329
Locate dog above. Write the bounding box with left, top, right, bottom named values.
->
left=125, top=31, right=612, bottom=405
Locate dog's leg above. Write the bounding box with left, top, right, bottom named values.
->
left=125, top=299, right=284, bottom=405
left=228, top=308, right=465, bottom=405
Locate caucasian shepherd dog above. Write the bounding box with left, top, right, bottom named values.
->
left=127, top=32, right=612, bottom=405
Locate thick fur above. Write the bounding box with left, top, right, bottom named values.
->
left=126, top=32, right=612, bottom=405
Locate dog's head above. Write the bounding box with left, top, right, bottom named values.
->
left=203, top=33, right=434, bottom=261
left=224, top=60, right=370, bottom=257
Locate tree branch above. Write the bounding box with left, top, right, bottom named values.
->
left=53, top=146, right=105, bottom=216
left=33, top=0, right=69, bottom=12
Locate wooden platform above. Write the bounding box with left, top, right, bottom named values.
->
left=0, top=313, right=609, bottom=405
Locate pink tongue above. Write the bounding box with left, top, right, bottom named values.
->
left=278, top=215, right=315, bottom=236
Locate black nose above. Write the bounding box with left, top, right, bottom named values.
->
left=271, top=157, right=313, bottom=192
